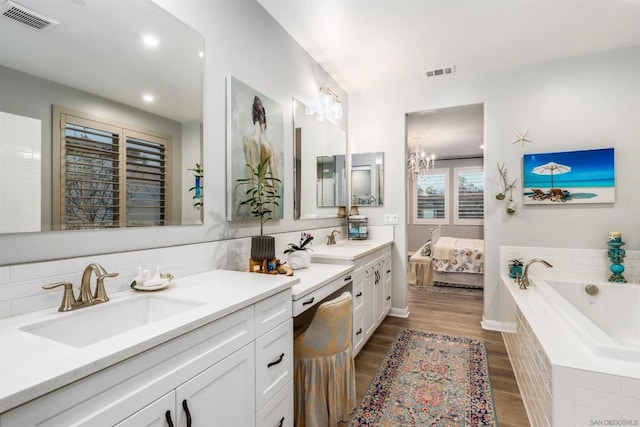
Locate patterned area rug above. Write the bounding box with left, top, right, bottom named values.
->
left=351, top=329, right=496, bottom=426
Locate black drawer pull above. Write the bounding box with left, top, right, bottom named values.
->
left=302, top=297, right=315, bottom=306
left=387, top=296, right=391, bottom=300
left=355, top=292, right=362, bottom=297
left=344, top=275, right=352, bottom=281
left=387, top=269, right=391, bottom=273
left=268, top=353, right=285, bottom=368
left=165, top=410, right=174, bottom=427
left=356, top=328, right=363, bottom=335
left=182, top=400, right=192, bottom=427
left=277, top=416, right=285, bottom=427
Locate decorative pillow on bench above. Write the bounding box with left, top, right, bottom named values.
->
left=420, top=240, right=432, bottom=257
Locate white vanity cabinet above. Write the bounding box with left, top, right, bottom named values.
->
left=0, top=289, right=293, bottom=427
left=311, top=243, right=392, bottom=357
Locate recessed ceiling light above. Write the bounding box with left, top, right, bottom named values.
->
left=480, top=145, right=485, bottom=149
left=143, top=94, right=154, bottom=102
left=198, top=51, right=204, bottom=58
left=141, top=34, right=159, bottom=48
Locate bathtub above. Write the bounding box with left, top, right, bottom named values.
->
left=501, top=275, right=640, bottom=427
left=535, top=279, right=640, bottom=360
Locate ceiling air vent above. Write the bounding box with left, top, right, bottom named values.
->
left=1, top=1, right=59, bottom=31
left=424, top=65, right=455, bottom=78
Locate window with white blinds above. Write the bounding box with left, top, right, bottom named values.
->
left=413, top=168, right=449, bottom=225
left=53, top=107, right=170, bottom=230
left=454, top=166, right=484, bottom=225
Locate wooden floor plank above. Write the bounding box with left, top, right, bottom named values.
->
left=353, top=286, right=531, bottom=426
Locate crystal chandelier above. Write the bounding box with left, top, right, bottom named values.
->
left=407, top=138, right=435, bottom=179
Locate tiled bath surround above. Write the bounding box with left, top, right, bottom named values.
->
left=0, top=225, right=381, bottom=319
left=501, top=245, right=640, bottom=427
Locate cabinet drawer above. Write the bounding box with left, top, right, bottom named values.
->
left=292, top=272, right=351, bottom=317
left=256, top=379, right=293, bottom=427
left=255, top=290, right=292, bottom=337
left=255, top=318, right=293, bottom=410
left=114, top=391, right=175, bottom=427
left=352, top=279, right=364, bottom=314
left=352, top=311, right=365, bottom=356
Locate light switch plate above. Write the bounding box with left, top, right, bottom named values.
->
left=384, top=214, right=399, bottom=225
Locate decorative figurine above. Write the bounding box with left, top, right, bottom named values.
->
left=607, top=231, right=627, bottom=283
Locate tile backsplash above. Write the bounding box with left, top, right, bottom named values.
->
left=0, top=225, right=378, bottom=319
left=500, top=245, right=639, bottom=284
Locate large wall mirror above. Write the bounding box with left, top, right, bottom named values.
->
left=351, top=152, right=384, bottom=206
left=0, top=0, right=204, bottom=234
left=293, top=99, right=347, bottom=219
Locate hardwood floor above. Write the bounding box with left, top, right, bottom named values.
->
left=353, top=286, right=531, bottom=426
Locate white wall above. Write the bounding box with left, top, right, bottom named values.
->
left=0, top=0, right=348, bottom=265
left=349, top=46, right=640, bottom=324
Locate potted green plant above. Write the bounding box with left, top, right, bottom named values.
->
left=187, top=163, right=203, bottom=208
left=508, top=258, right=524, bottom=279
left=284, top=232, right=313, bottom=269
left=237, top=156, right=281, bottom=262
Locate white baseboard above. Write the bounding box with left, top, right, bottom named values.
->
left=389, top=306, right=410, bottom=318
left=481, top=316, right=510, bottom=332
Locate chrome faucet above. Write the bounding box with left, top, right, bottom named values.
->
left=327, top=229, right=340, bottom=245
left=516, top=258, right=553, bottom=289
left=43, top=263, right=119, bottom=312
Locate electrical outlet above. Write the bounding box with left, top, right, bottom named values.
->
left=384, top=214, right=399, bottom=225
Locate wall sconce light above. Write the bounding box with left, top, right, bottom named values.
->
left=305, top=86, right=343, bottom=121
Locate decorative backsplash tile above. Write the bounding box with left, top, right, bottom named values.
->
left=0, top=226, right=370, bottom=318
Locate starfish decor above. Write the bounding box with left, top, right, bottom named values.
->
left=512, top=130, right=532, bottom=147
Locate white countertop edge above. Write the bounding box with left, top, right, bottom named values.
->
left=291, top=263, right=355, bottom=300
left=501, top=276, right=640, bottom=380
left=0, top=270, right=298, bottom=413
left=310, top=239, right=393, bottom=261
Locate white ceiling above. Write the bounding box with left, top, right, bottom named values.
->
left=258, top=0, right=640, bottom=158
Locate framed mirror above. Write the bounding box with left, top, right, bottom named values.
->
left=351, top=152, right=384, bottom=206
left=0, top=0, right=204, bottom=234
left=293, top=99, right=347, bottom=219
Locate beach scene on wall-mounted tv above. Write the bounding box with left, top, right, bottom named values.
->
left=523, top=148, right=615, bottom=204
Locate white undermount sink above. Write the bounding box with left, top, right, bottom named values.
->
left=21, top=295, right=204, bottom=348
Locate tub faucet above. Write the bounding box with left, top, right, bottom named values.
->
left=517, top=258, right=553, bottom=289
left=327, top=229, right=340, bottom=245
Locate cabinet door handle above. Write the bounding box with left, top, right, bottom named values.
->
left=165, top=410, right=174, bottom=427
left=182, top=399, right=192, bottom=427
left=355, top=292, right=362, bottom=297
left=344, top=275, right=351, bottom=281
left=268, top=353, right=285, bottom=368
left=387, top=269, right=391, bottom=274
left=302, top=297, right=315, bottom=306
left=356, top=328, right=362, bottom=335
left=387, top=296, right=391, bottom=301
left=277, top=416, right=285, bottom=427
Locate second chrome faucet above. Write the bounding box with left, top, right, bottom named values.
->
left=43, top=263, right=119, bottom=312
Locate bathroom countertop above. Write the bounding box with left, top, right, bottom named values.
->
left=0, top=270, right=299, bottom=413
left=290, top=263, right=355, bottom=301
left=310, top=238, right=393, bottom=262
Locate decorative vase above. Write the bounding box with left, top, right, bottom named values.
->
left=287, top=250, right=311, bottom=269
left=606, top=240, right=627, bottom=283
left=509, top=265, right=522, bottom=279
left=251, top=235, right=275, bottom=261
